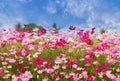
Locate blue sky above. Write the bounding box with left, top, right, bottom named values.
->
left=0, top=0, right=120, bottom=30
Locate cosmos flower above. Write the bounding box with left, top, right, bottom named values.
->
left=69, top=26, right=76, bottom=30
left=25, top=29, right=31, bottom=33
left=40, top=28, right=46, bottom=34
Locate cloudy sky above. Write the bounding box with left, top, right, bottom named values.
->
left=0, top=0, right=120, bottom=30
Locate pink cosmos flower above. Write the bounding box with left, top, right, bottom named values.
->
left=25, top=29, right=31, bottom=33
left=69, top=26, right=76, bottom=30
left=12, top=77, right=22, bottom=81
left=8, top=58, right=16, bottom=63
left=21, top=71, right=33, bottom=79
left=106, top=73, right=116, bottom=80
left=37, top=70, right=44, bottom=74
left=61, top=66, right=66, bottom=69
left=55, top=38, right=68, bottom=47
left=34, top=57, right=46, bottom=67
left=16, top=62, right=22, bottom=66
left=28, top=45, right=34, bottom=50
left=87, top=76, right=95, bottom=81
left=45, top=68, right=54, bottom=74
left=82, top=71, right=88, bottom=79
left=2, top=62, right=7, bottom=65
left=116, top=68, right=120, bottom=72
left=84, top=58, right=91, bottom=63
left=21, top=66, right=27, bottom=71
left=53, top=65, right=60, bottom=69
left=102, top=63, right=108, bottom=72
left=85, top=39, right=93, bottom=45
left=0, top=68, right=3, bottom=76
left=68, top=48, right=73, bottom=53
left=91, top=27, right=95, bottom=34
left=72, top=64, right=78, bottom=68
left=12, top=71, right=32, bottom=81
left=24, top=24, right=28, bottom=27
left=93, top=66, right=101, bottom=73
left=40, top=28, right=46, bottom=34
left=65, top=73, right=74, bottom=79
left=116, top=78, right=120, bottom=81
left=55, top=57, right=62, bottom=64
left=44, top=62, right=52, bottom=68
left=18, top=49, right=29, bottom=56
left=55, top=76, right=61, bottom=81
left=38, top=47, right=43, bottom=52
left=17, top=69, right=22, bottom=75
left=19, top=32, right=25, bottom=38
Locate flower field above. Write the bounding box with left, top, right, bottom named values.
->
left=0, top=27, right=120, bottom=81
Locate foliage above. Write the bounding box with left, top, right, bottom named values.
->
left=15, top=23, right=43, bottom=32
left=100, top=28, right=106, bottom=34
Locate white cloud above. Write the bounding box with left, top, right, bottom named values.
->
left=0, top=14, right=26, bottom=29
left=102, top=13, right=120, bottom=29
left=45, top=2, right=57, bottom=14
left=46, top=6, right=57, bottom=14
left=64, top=0, right=98, bottom=17
left=62, top=0, right=120, bottom=30
left=44, top=0, right=120, bottom=31
left=0, top=0, right=28, bottom=28
left=86, top=8, right=120, bottom=30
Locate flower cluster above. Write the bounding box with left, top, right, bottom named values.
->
left=0, top=27, right=120, bottom=81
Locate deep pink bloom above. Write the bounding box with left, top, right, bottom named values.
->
left=24, top=24, right=28, bottom=27
left=85, top=53, right=95, bottom=59
left=102, top=63, right=108, bottom=72
left=19, top=32, right=25, bottom=38
left=25, top=29, right=31, bottom=33
left=91, top=27, right=95, bottom=30
left=21, top=66, right=27, bottom=71
left=17, top=70, right=22, bottom=75
left=53, top=30, right=58, bottom=34
left=87, top=76, right=95, bottom=81
left=0, top=68, right=3, bottom=76
left=96, top=43, right=108, bottom=51
left=85, top=39, right=93, bottom=45
left=34, top=57, right=46, bottom=67
left=77, top=30, right=83, bottom=36
left=55, top=38, right=68, bottom=47
left=66, top=63, right=72, bottom=68
left=85, top=58, right=91, bottom=63
left=77, top=29, right=94, bottom=45
left=16, top=62, right=22, bottom=66
left=66, top=59, right=78, bottom=68
left=93, top=66, right=101, bottom=73
left=45, top=62, right=52, bottom=68
left=69, top=26, right=76, bottom=30
left=102, top=63, right=108, bottom=69
left=91, top=27, right=95, bottom=34
left=40, top=28, right=46, bottom=34
left=73, top=59, right=78, bottom=64
left=17, top=78, right=22, bottom=81
left=89, top=53, right=95, bottom=58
